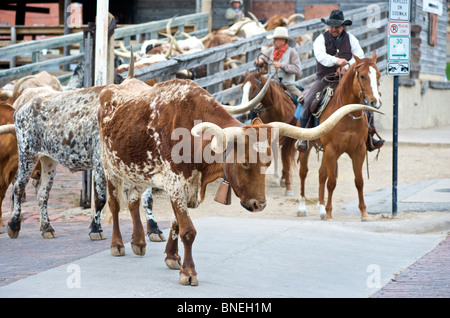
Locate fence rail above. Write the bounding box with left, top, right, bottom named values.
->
left=125, top=3, right=388, bottom=104
left=0, top=13, right=209, bottom=85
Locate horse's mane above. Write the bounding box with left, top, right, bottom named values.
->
left=258, top=74, right=296, bottom=119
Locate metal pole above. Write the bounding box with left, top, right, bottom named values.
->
left=392, top=75, right=399, bottom=217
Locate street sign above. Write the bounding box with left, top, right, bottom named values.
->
left=387, top=62, right=410, bottom=76
left=388, top=36, right=411, bottom=61
left=389, top=0, right=411, bottom=21
left=388, top=21, right=411, bottom=36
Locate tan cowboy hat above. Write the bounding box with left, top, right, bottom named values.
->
left=266, top=27, right=293, bottom=41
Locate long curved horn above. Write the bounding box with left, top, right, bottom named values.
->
left=119, top=41, right=130, bottom=53
left=12, top=75, right=36, bottom=100
left=0, top=124, right=16, bottom=135
left=269, top=104, right=384, bottom=140
left=191, top=123, right=244, bottom=154
left=114, top=49, right=132, bottom=58
left=159, top=32, right=179, bottom=55
left=287, top=13, right=305, bottom=25
left=247, top=12, right=260, bottom=24
left=127, top=46, right=134, bottom=79
left=221, top=74, right=274, bottom=114
left=166, top=15, right=178, bottom=36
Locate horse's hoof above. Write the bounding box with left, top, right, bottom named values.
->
left=180, top=273, right=198, bottom=286
left=297, top=210, right=307, bottom=217
left=111, top=246, right=125, bottom=256
left=148, top=232, right=166, bottom=242
left=285, top=190, right=294, bottom=196
left=361, top=217, right=370, bottom=222
left=89, top=231, right=106, bottom=241
left=280, top=179, right=286, bottom=187
left=269, top=180, right=279, bottom=187
left=318, top=204, right=326, bottom=220
left=165, top=258, right=182, bottom=270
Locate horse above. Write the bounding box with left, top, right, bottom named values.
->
left=240, top=70, right=299, bottom=196
left=283, top=51, right=382, bottom=221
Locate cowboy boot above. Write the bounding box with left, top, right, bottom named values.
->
left=296, top=117, right=309, bottom=151
left=366, top=112, right=385, bottom=151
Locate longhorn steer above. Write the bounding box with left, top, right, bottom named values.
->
left=97, top=75, right=381, bottom=285
left=0, top=102, right=17, bottom=233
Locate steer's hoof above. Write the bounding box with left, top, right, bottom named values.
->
left=165, top=258, right=182, bottom=270
left=148, top=233, right=166, bottom=242
left=7, top=217, right=22, bottom=239
left=41, top=223, right=57, bottom=239
left=7, top=226, right=19, bottom=239
left=42, top=230, right=57, bottom=239
left=297, top=210, right=307, bottom=217
left=131, top=244, right=146, bottom=256
left=180, top=273, right=198, bottom=286
left=111, top=246, right=125, bottom=256
left=0, top=222, right=6, bottom=234
left=89, top=231, right=106, bottom=241
left=361, top=216, right=370, bottom=222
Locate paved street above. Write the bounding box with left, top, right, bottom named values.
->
left=0, top=126, right=449, bottom=298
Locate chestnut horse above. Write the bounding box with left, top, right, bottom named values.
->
left=287, top=51, right=382, bottom=221
left=241, top=70, right=298, bottom=195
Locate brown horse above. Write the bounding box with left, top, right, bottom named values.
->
left=241, top=70, right=298, bottom=195
left=289, top=51, right=382, bottom=220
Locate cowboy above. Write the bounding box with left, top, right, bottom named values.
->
left=296, top=10, right=384, bottom=151
left=225, top=0, right=245, bottom=26
left=254, top=26, right=302, bottom=100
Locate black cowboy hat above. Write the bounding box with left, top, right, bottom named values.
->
left=321, top=10, right=352, bottom=27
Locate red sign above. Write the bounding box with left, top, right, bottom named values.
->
left=388, top=21, right=411, bottom=36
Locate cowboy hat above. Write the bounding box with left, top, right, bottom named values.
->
left=266, top=27, right=293, bottom=41
left=321, top=10, right=352, bottom=27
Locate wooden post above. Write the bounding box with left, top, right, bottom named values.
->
left=10, top=27, right=16, bottom=68
left=94, top=0, right=109, bottom=86
left=201, top=0, right=212, bottom=32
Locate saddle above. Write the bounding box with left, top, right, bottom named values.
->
left=311, top=73, right=341, bottom=118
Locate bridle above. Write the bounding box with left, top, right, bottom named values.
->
left=338, top=60, right=378, bottom=121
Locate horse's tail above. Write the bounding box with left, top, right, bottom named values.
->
left=279, top=115, right=299, bottom=174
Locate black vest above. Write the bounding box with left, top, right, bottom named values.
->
left=316, top=30, right=352, bottom=79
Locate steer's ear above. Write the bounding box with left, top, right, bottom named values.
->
left=251, top=117, right=264, bottom=126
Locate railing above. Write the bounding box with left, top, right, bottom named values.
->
left=0, top=13, right=209, bottom=86
left=125, top=3, right=388, bottom=104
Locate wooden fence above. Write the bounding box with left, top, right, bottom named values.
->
left=0, top=12, right=209, bottom=86
left=126, top=3, right=389, bottom=104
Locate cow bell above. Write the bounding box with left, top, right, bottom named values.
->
left=214, top=180, right=232, bottom=205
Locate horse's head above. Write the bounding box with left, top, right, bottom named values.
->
left=241, top=70, right=266, bottom=104
left=352, top=51, right=382, bottom=109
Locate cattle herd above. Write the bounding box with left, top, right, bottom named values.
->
left=0, top=14, right=381, bottom=286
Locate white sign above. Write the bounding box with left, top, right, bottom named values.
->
left=387, top=62, right=410, bottom=76
left=423, top=0, right=443, bottom=15
left=388, top=36, right=411, bottom=61
left=389, top=0, right=411, bottom=21
left=388, top=21, right=411, bottom=36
